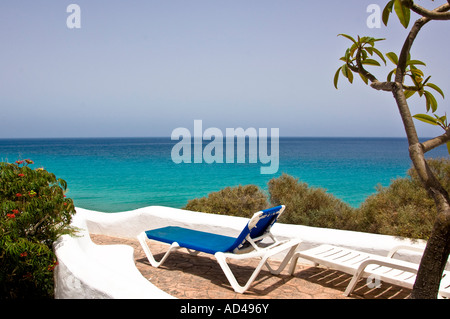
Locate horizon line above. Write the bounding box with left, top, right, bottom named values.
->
left=0, top=135, right=436, bottom=140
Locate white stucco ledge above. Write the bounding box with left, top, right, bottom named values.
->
left=54, top=205, right=428, bottom=299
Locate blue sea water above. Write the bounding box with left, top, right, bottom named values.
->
left=0, top=137, right=448, bottom=212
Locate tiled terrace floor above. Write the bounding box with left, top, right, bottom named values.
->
left=91, top=234, right=412, bottom=299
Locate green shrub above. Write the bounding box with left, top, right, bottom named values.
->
left=182, top=158, right=450, bottom=240
left=268, top=173, right=357, bottom=229
left=0, top=160, right=76, bottom=299
left=355, top=158, right=450, bottom=239
left=183, top=184, right=269, bottom=218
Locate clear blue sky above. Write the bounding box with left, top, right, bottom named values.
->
left=1, top=0, right=448, bottom=138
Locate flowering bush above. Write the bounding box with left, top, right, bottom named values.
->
left=0, top=160, right=76, bottom=299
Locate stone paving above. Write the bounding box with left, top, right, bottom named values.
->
left=91, top=234, right=412, bottom=299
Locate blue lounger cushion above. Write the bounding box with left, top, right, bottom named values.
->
left=145, top=205, right=285, bottom=255
left=145, top=226, right=241, bottom=255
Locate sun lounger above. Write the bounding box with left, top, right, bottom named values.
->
left=288, top=244, right=450, bottom=298
left=137, top=205, right=301, bottom=293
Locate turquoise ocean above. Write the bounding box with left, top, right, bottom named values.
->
left=0, top=137, right=447, bottom=212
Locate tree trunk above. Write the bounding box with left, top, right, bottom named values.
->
left=392, top=83, right=450, bottom=298
left=407, top=143, right=450, bottom=298
left=411, top=203, right=450, bottom=298
left=406, top=142, right=450, bottom=298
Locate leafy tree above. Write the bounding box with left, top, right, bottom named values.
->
left=334, top=0, right=450, bottom=298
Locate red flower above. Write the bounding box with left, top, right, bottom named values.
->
left=18, top=173, right=25, bottom=177
left=25, top=159, right=34, bottom=164
left=15, top=160, right=24, bottom=165
left=20, top=252, right=27, bottom=257
left=7, top=213, right=15, bottom=219
left=16, top=193, right=22, bottom=197
left=48, top=261, right=59, bottom=271
left=12, top=209, right=19, bottom=214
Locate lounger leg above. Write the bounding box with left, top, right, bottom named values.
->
left=215, top=252, right=270, bottom=294
left=265, top=244, right=300, bottom=275
left=288, top=253, right=300, bottom=275
left=344, top=259, right=389, bottom=297
left=344, top=268, right=365, bottom=296
left=137, top=232, right=180, bottom=268
left=214, top=241, right=300, bottom=294
left=288, top=252, right=321, bottom=275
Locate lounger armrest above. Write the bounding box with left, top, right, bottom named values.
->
left=222, top=238, right=302, bottom=260
left=343, top=257, right=420, bottom=296
left=386, top=245, right=426, bottom=259
left=388, top=245, right=450, bottom=270
left=357, top=258, right=420, bottom=275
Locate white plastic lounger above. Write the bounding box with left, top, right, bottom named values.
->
left=138, top=205, right=301, bottom=294
left=288, top=244, right=450, bottom=298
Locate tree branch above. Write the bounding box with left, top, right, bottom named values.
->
left=392, top=82, right=421, bottom=145
left=406, top=1, right=450, bottom=20
left=396, top=18, right=430, bottom=83
left=422, top=131, right=450, bottom=153
left=355, top=48, right=379, bottom=83
left=395, top=3, right=450, bottom=83
left=370, top=80, right=394, bottom=92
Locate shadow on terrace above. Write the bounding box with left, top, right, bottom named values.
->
left=91, top=234, right=412, bottom=299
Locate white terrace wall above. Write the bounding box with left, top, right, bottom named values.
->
left=54, top=206, right=427, bottom=299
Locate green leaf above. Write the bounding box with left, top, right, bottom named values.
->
left=349, top=43, right=358, bottom=57
left=359, top=73, right=368, bottom=85
left=413, top=114, right=438, bottom=125
left=347, top=68, right=354, bottom=84
left=387, top=69, right=396, bottom=82
left=382, top=0, right=395, bottom=26
left=362, top=59, right=381, bottom=66
left=394, top=0, right=411, bottom=28
left=426, top=83, right=445, bottom=99
left=370, top=47, right=387, bottom=65
left=406, top=60, right=426, bottom=67
left=344, top=48, right=351, bottom=61
left=342, top=64, right=353, bottom=84
left=360, top=36, right=384, bottom=47
left=386, top=52, right=399, bottom=65
left=435, top=114, right=447, bottom=127
left=409, top=67, right=424, bottom=78
left=446, top=141, right=450, bottom=156
left=424, top=90, right=438, bottom=112
left=404, top=90, right=416, bottom=99
left=338, top=34, right=357, bottom=44
left=422, top=75, right=431, bottom=86
left=372, top=38, right=386, bottom=43
left=361, top=50, right=368, bottom=61
left=334, top=66, right=342, bottom=89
